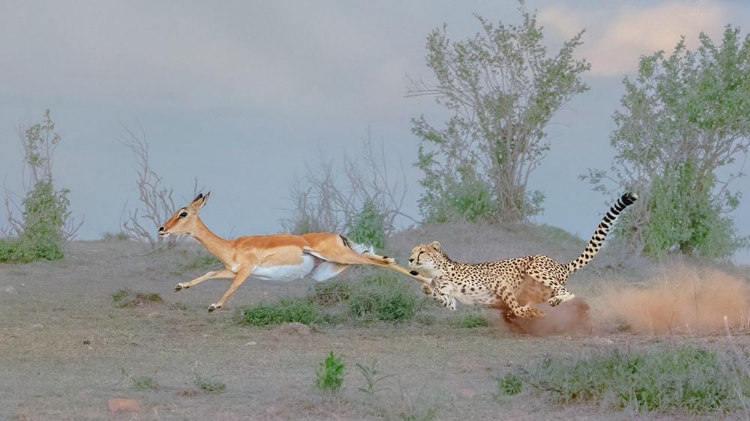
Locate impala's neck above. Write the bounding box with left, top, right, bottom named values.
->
left=189, top=217, right=234, bottom=262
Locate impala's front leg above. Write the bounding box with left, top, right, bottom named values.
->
left=175, top=269, right=235, bottom=292
left=208, top=266, right=254, bottom=312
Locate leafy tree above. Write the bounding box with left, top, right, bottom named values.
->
left=407, top=1, right=590, bottom=223
left=584, top=26, right=750, bottom=260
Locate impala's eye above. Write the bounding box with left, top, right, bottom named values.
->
left=178, top=211, right=188, bottom=218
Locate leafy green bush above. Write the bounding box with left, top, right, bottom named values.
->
left=346, top=199, right=387, bottom=250
left=1, top=111, right=74, bottom=263
left=315, top=351, right=346, bottom=393
left=348, top=274, right=420, bottom=322
left=515, top=346, right=750, bottom=414
left=644, top=161, right=747, bottom=260
left=238, top=298, right=323, bottom=326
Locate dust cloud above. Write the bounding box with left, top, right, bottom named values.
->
left=605, top=264, right=750, bottom=335
left=491, top=276, right=593, bottom=336
left=499, top=298, right=593, bottom=336
left=492, top=263, right=750, bottom=336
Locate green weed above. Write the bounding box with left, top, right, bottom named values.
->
left=356, top=359, right=394, bottom=397
left=315, top=351, right=346, bottom=394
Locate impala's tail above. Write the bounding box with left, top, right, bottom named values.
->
left=566, top=192, right=638, bottom=274
left=340, top=235, right=376, bottom=255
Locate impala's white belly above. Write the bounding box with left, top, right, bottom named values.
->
left=250, top=254, right=316, bottom=282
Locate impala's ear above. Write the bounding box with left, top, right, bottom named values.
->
left=430, top=241, right=441, bottom=251
left=191, top=192, right=210, bottom=210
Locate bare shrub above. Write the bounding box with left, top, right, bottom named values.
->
left=119, top=125, right=197, bottom=249
left=282, top=132, right=414, bottom=245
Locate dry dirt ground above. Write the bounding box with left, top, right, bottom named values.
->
left=2, top=222, right=750, bottom=421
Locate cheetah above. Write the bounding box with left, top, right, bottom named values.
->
left=408, top=192, right=638, bottom=320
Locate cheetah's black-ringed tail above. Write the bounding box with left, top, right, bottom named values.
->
left=566, top=192, right=638, bottom=274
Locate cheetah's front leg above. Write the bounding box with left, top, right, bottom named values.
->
left=427, top=281, right=456, bottom=310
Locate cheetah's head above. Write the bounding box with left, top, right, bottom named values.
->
left=408, top=241, right=448, bottom=278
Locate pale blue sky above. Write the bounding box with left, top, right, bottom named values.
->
left=1, top=0, right=749, bottom=264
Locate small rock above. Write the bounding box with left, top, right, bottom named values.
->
left=108, top=398, right=141, bottom=413
left=30, top=323, right=43, bottom=330
left=2, top=286, right=17, bottom=295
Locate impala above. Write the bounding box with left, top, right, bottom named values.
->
left=158, top=192, right=430, bottom=311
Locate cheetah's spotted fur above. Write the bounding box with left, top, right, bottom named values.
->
left=408, top=193, right=638, bottom=320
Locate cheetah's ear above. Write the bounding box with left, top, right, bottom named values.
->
left=430, top=241, right=441, bottom=252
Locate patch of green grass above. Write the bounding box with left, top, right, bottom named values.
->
left=111, top=288, right=131, bottom=303
left=193, top=374, right=226, bottom=394
left=495, top=373, right=522, bottom=396
left=348, top=273, right=420, bottom=322
left=238, top=298, right=324, bottom=326
left=513, top=346, right=750, bottom=414
left=315, top=351, right=346, bottom=394
left=112, top=289, right=164, bottom=307
left=449, top=312, right=491, bottom=328
left=132, top=376, right=158, bottom=391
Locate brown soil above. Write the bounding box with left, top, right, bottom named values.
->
left=1, top=225, right=749, bottom=420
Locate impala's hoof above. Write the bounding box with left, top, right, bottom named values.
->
left=174, top=283, right=186, bottom=292
left=208, top=304, right=219, bottom=312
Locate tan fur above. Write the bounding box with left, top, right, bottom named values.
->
left=409, top=193, right=637, bottom=320
left=159, top=192, right=429, bottom=312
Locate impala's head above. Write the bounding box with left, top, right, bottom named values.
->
left=158, top=192, right=210, bottom=237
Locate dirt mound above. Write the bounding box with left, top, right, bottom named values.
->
left=604, top=264, right=750, bottom=335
